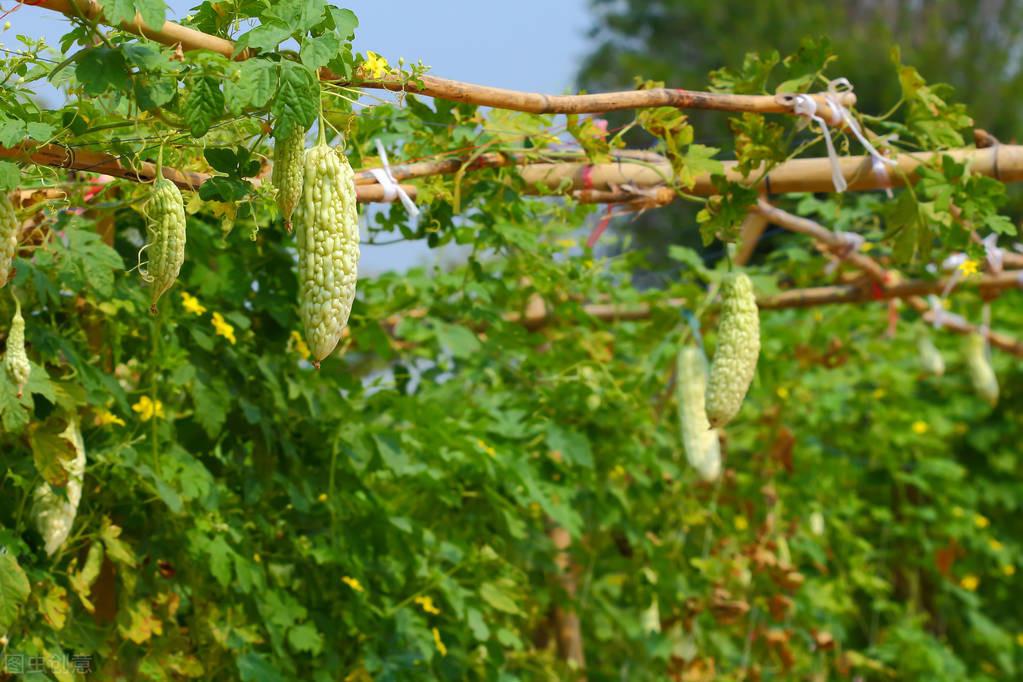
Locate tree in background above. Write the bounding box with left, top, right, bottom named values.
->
left=578, top=0, right=1023, bottom=273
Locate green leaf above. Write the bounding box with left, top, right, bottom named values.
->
left=0, top=161, right=19, bottom=191
left=99, top=0, right=166, bottom=28
left=237, top=652, right=285, bottom=682
left=184, top=77, right=225, bottom=138
left=325, top=7, right=358, bottom=40
left=29, top=415, right=79, bottom=486
left=271, top=62, right=319, bottom=138
left=134, top=74, right=177, bottom=110
left=76, top=48, right=130, bottom=95
left=300, top=33, right=340, bottom=71
left=198, top=176, right=252, bottom=202
left=287, top=622, right=324, bottom=655
left=226, top=59, right=277, bottom=114
left=269, top=0, right=327, bottom=33
left=434, top=322, right=482, bottom=359
left=237, top=21, right=293, bottom=53
left=0, top=553, right=31, bottom=633
left=0, top=119, right=25, bottom=147
left=479, top=580, right=522, bottom=616
left=546, top=424, right=593, bottom=468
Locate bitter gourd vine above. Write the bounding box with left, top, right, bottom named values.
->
left=272, top=127, right=306, bottom=230
left=4, top=296, right=30, bottom=398
left=676, top=345, right=721, bottom=481
left=32, top=416, right=87, bottom=556
left=706, top=273, right=760, bottom=427
left=964, top=333, right=998, bottom=406
left=139, top=177, right=187, bottom=313
left=294, top=136, right=360, bottom=366
left=0, top=191, right=17, bottom=288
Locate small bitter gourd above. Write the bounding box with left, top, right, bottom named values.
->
left=4, top=297, right=30, bottom=398
left=706, top=273, right=760, bottom=427
left=917, top=332, right=945, bottom=377
left=964, top=333, right=998, bottom=406
left=139, top=177, right=186, bottom=313
left=294, top=141, right=359, bottom=366
left=676, top=345, right=721, bottom=481
left=0, top=191, right=17, bottom=288
left=32, top=416, right=86, bottom=556
left=272, top=127, right=305, bottom=230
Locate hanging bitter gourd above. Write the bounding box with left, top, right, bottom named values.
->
left=272, top=127, right=305, bottom=230
left=964, top=333, right=998, bottom=406
left=294, top=140, right=360, bottom=366
left=0, top=191, right=17, bottom=288
left=4, top=296, right=29, bottom=398
left=917, top=331, right=945, bottom=377
left=706, top=273, right=761, bottom=427
left=139, top=177, right=186, bottom=313
left=32, top=416, right=86, bottom=556
left=677, top=345, right=721, bottom=481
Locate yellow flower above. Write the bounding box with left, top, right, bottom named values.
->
left=911, top=421, right=928, bottom=435
left=95, top=409, right=126, bottom=427
left=342, top=576, right=364, bottom=593
left=960, top=574, right=980, bottom=591
left=734, top=516, right=749, bottom=531
left=253, top=553, right=261, bottom=563
left=180, top=291, right=207, bottom=316
left=414, top=595, right=441, bottom=615
left=958, top=259, right=979, bottom=277
left=361, top=51, right=390, bottom=79
left=989, top=538, right=1004, bottom=551
left=872, top=388, right=886, bottom=400
left=432, top=627, right=447, bottom=657
left=776, top=386, right=789, bottom=400
left=476, top=439, right=496, bottom=457
left=131, top=396, right=164, bottom=422
left=975, top=514, right=990, bottom=529
left=211, top=312, right=236, bottom=345
left=1002, top=564, right=1016, bottom=577
left=1017, top=633, right=1023, bottom=647
left=318, top=493, right=328, bottom=503
left=952, top=506, right=965, bottom=518
left=290, top=331, right=311, bottom=361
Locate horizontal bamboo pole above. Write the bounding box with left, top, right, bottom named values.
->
left=519, top=145, right=1023, bottom=196
left=34, top=0, right=853, bottom=118
left=0, top=143, right=417, bottom=202
left=755, top=201, right=1023, bottom=356
left=505, top=271, right=1023, bottom=329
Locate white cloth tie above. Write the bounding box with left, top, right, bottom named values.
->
left=982, top=233, right=1003, bottom=273
left=368, top=139, right=420, bottom=218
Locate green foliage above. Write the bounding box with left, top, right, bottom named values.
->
left=0, top=3, right=1020, bottom=680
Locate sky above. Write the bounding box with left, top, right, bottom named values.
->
left=6, top=0, right=593, bottom=274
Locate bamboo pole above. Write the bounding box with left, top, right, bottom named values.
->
left=754, top=201, right=1023, bottom=356
left=501, top=271, right=1022, bottom=327
left=519, top=145, right=1023, bottom=196
left=34, top=0, right=853, bottom=118
left=0, top=142, right=417, bottom=202
left=11, top=140, right=1023, bottom=204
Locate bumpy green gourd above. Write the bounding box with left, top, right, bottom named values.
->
left=294, top=142, right=359, bottom=366
left=706, top=273, right=760, bottom=427
left=272, top=127, right=305, bottom=229
left=676, top=345, right=721, bottom=481
left=964, top=333, right=998, bottom=406
left=32, top=416, right=86, bottom=556
left=917, top=332, right=945, bottom=377
left=4, top=297, right=30, bottom=398
left=139, top=177, right=186, bottom=313
left=0, top=192, right=17, bottom=288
